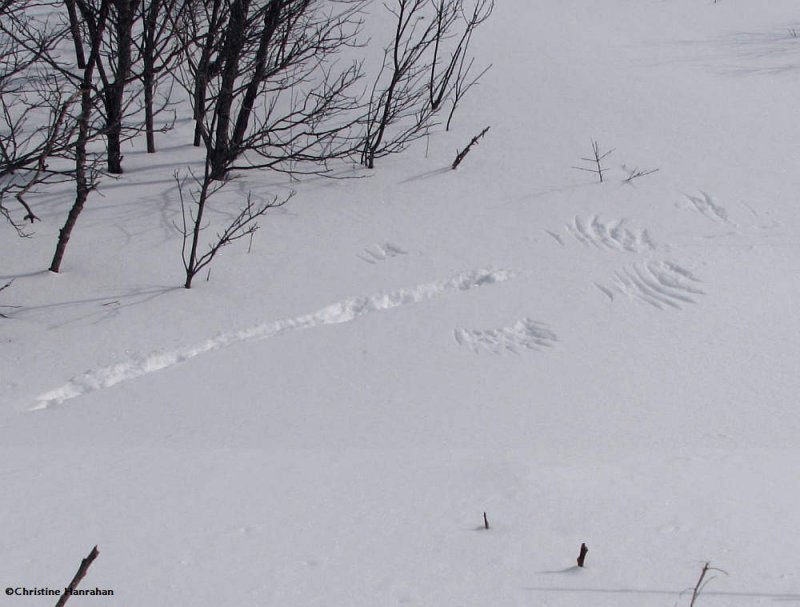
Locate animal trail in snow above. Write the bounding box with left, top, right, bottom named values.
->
left=33, top=268, right=512, bottom=409
left=683, top=192, right=737, bottom=226
left=454, top=318, right=557, bottom=354
left=357, top=242, right=407, bottom=264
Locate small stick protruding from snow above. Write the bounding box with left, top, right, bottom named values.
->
left=0, top=280, right=14, bottom=318
left=573, top=139, right=614, bottom=183
left=577, top=542, right=588, bottom=567
left=483, top=512, right=489, bottom=530
left=452, top=126, right=490, bottom=170
left=55, top=546, right=99, bottom=607
left=689, top=561, right=728, bottom=607
left=623, top=166, right=659, bottom=184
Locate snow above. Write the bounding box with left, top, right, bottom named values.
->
left=4, top=0, right=800, bottom=605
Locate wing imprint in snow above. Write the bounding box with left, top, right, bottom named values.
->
left=604, top=261, right=704, bottom=310
left=565, top=215, right=655, bottom=252
left=454, top=318, right=557, bottom=354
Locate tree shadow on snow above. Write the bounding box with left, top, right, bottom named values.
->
left=524, top=585, right=800, bottom=602
left=3, top=283, right=179, bottom=327
left=645, top=22, right=800, bottom=78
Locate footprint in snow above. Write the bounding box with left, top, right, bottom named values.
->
left=357, top=242, right=407, bottom=264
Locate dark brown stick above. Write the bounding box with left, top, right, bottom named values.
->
left=452, top=126, right=490, bottom=170
left=576, top=542, right=588, bottom=567
left=483, top=512, right=489, bottom=530
left=690, top=562, right=710, bottom=607
left=55, top=546, right=99, bottom=607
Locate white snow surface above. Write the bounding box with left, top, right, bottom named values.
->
left=4, top=1, right=800, bottom=605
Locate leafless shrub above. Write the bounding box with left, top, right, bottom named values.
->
left=573, top=139, right=614, bottom=183
left=446, top=48, right=491, bottom=132
left=360, top=0, right=493, bottom=168
left=175, top=166, right=292, bottom=289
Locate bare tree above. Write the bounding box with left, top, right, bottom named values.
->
left=62, top=0, right=159, bottom=172
left=134, top=0, right=186, bottom=152
left=445, top=9, right=491, bottom=132
left=175, top=164, right=291, bottom=288
left=0, top=0, right=83, bottom=236
left=429, top=0, right=492, bottom=116
left=174, top=0, right=229, bottom=147
left=97, top=0, right=138, bottom=174
left=360, top=0, right=493, bottom=168
left=64, top=0, right=87, bottom=69
left=360, top=0, right=439, bottom=169
left=49, top=0, right=111, bottom=272
left=1, top=0, right=115, bottom=268
left=176, top=0, right=366, bottom=181
left=174, top=0, right=366, bottom=288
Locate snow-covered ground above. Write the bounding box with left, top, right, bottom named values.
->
left=3, top=1, right=800, bottom=605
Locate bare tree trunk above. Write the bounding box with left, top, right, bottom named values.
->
left=363, top=71, right=399, bottom=169
left=209, top=0, right=250, bottom=179
left=50, top=0, right=109, bottom=272
left=105, top=89, right=123, bottom=173
left=50, top=81, right=94, bottom=272
left=183, top=172, right=210, bottom=288
left=192, top=0, right=223, bottom=147
left=228, top=0, right=283, bottom=154
left=137, top=0, right=185, bottom=152
left=105, top=0, right=137, bottom=174
left=192, top=64, right=209, bottom=147
left=143, top=62, right=155, bottom=152
left=141, top=0, right=158, bottom=152
left=64, top=0, right=87, bottom=69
